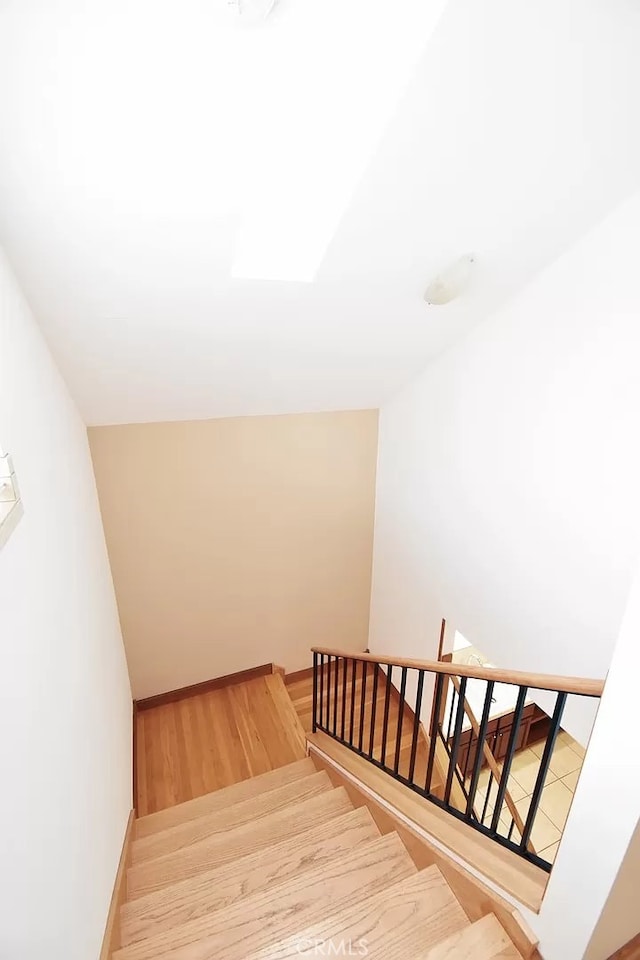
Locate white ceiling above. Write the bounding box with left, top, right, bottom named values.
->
left=1, top=0, right=639, bottom=425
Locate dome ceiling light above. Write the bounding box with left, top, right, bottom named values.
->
left=424, top=254, right=475, bottom=305
left=231, top=0, right=278, bottom=24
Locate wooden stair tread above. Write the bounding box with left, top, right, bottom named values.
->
left=261, top=673, right=309, bottom=757
left=120, top=806, right=379, bottom=947
left=126, top=786, right=353, bottom=899
left=424, top=913, right=522, bottom=960
left=122, top=667, right=529, bottom=960
left=131, top=770, right=331, bottom=864
left=134, top=757, right=315, bottom=839
left=115, top=832, right=416, bottom=960
left=245, top=865, right=469, bottom=959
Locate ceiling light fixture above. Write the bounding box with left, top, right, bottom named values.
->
left=424, top=254, right=475, bottom=305
left=232, top=0, right=277, bottom=23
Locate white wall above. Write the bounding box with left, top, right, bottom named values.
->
left=370, top=190, right=640, bottom=744
left=534, top=560, right=640, bottom=959
left=0, top=249, right=132, bottom=960
left=583, top=815, right=640, bottom=960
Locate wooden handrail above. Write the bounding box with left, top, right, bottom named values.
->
left=311, top=647, right=605, bottom=698
left=450, top=677, right=535, bottom=855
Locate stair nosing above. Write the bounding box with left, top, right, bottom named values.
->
left=134, top=757, right=315, bottom=838
left=116, top=832, right=415, bottom=960
left=131, top=769, right=332, bottom=863
left=119, top=805, right=380, bottom=947
left=125, top=785, right=354, bottom=900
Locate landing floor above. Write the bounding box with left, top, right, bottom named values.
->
left=135, top=673, right=307, bottom=816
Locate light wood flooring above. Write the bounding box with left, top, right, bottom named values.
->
left=135, top=673, right=307, bottom=817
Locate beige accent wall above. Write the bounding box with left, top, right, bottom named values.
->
left=89, top=410, right=378, bottom=699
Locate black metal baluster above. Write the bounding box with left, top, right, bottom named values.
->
left=408, top=670, right=425, bottom=783
left=490, top=686, right=528, bottom=834
left=309, top=656, right=589, bottom=874
left=519, top=692, right=567, bottom=854
left=332, top=654, right=339, bottom=736
left=446, top=684, right=457, bottom=741
left=340, top=656, right=347, bottom=741
left=368, top=663, right=379, bottom=759
left=481, top=725, right=501, bottom=822
left=380, top=664, right=393, bottom=769
left=358, top=660, right=368, bottom=751
left=481, top=774, right=493, bottom=824
left=462, top=742, right=471, bottom=782
left=465, top=680, right=494, bottom=820
left=349, top=657, right=357, bottom=746
left=312, top=651, right=318, bottom=733
left=393, top=667, right=408, bottom=774
left=443, top=677, right=467, bottom=807
left=425, top=673, right=444, bottom=793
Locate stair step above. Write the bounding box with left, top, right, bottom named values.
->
left=131, top=770, right=331, bottom=864
left=248, top=865, right=469, bottom=959
left=134, top=757, right=315, bottom=839
left=424, top=913, right=521, bottom=959
left=115, top=832, right=415, bottom=960
left=126, top=785, right=353, bottom=899
left=261, top=672, right=309, bottom=756
left=120, top=806, right=379, bottom=947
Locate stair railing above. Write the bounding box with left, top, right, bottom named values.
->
left=448, top=676, right=535, bottom=853
left=311, top=647, right=604, bottom=873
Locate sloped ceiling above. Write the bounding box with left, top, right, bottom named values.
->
left=0, top=0, right=639, bottom=424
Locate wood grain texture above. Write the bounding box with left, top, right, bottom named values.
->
left=308, top=730, right=548, bottom=913
left=131, top=770, right=332, bottom=863
left=135, top=757, right=315, bottom=839
left=287, top=660, right=442, bottom=789
left=609, top=932, right=640, bottom=960
left=284, top=667, right=314, bottom=685
left=135, top=673, right=308, bottom=816
left=312, top=646, right=605, bottom=697
left=308, top=750, right=539, bottom=960
left=115, top=833, right=415, bottom=960
left=425, top=913, right=520, bottom=959
left=249, top=866, right=469, bottom=960
left=126, top=786, right=353, bottom=899
left=99, top=810, right=135, bottom=959
left=135, top=663, right=275, bottom=710
left=120, top=806, right=379, bottom=947
left=132, top=701, right=138, bottom=814
left=115, top=668, right=532, bottom=960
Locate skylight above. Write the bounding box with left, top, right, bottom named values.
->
left=230, top=0, right=448, bottom=282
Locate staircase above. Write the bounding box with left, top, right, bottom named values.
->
left=113, top=756, right=526, bottom=959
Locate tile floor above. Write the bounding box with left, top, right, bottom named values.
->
left=472, top=728, right=585, bottom=865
